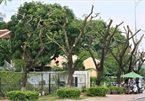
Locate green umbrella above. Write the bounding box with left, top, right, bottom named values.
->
left=121, top=71, right=143, bottom=78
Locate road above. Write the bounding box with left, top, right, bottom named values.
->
left=128, top=97, right=145, bottom=101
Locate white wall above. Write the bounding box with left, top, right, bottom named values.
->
left=28, top=71, right=89, bottom=89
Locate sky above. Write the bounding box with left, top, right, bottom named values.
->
left=0, top=0, right=145, bottom=50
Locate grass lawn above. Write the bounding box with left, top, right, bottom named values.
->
left=37, top=93, right=88, bottom=101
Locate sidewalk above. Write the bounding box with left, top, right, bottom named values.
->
left=78, top=91, right=145, bottom=101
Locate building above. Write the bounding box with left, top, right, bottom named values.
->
left=0, top=12, right=6, bottom=22
left=0, top=29, right=11, bottom=39
left=49, top=56, right=100, bottom=78
left=83, top=57, right=100, bottom=77
left=48, top=55, right=77, bottom=68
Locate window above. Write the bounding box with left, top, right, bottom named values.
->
left=0, top=17, right=3, bottom=21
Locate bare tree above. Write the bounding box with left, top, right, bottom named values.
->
left=47, top=5, right=96, bottom=87
left=87, top=19, right=123, bottom=85
left=109, top=25, right=144, bottom=85
left=20, top=16, right=54, bottom=91
left=126, top=27, right=144, bottom=73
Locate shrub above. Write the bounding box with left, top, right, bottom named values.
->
left=6, top=91, right=39, bottom=101
left=108, top=86, right=124, bottom=94
left=86, top=87, right=97, bottom=97
left=56, top=88, right=66, bottom=98
left=86, top=86, right=108, bottom=97
left=117, top=87, right=124, bottom=94
left=57, top=88, right=81, bottom=98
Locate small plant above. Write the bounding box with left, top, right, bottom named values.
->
left=6, top=90, right=39, bottom=101
left=57, top=88, right=81, bottom=98
left=108, top=86, right=124, bottom=94
left=86, top=86, right=108, bottom=97
left=81, top=86, right=86, bottom=93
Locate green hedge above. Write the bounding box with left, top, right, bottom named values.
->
left=108, top=86, right=125, bottom=94
left=86, top=86, right=108, bottom=97
left=6, top=91, right=39, bottom=101
left=0, top=71, right=22, bottom=95
left=57, top=88, right=81, bottom=98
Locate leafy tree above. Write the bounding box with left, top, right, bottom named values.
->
left=0, top=39, right=12, bottom=66
left=7, top=2, right=74, bottom=90
left=104, top=53, right=118, bottom=76
left=12, top=59, right=26, bottom=72
left=0, top=22, right=7, bottom=29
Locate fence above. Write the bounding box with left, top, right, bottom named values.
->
left=27, top=71, right=88, bottom=95
left=0, top=71, right=88, bottom=97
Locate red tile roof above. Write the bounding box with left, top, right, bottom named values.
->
left=0, top=29, right=11, bottom=38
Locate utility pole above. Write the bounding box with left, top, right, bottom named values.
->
left=134, top=0, right=142, bottom=71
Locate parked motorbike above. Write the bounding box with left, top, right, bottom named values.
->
left=137, top=83, right=144, bottom=93
left=131, top=83, right=138, bottom=94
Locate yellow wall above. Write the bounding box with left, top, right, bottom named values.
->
left=83, top=57, right=100, bottom=77
left=48, top=56, right=99, bottom=78
left=48, top=55, right=77, bottom=68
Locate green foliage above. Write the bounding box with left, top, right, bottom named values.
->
left=0, top=22, right=7, bottom=29
left=117, top=87, right=125, bottom=94
left=0, top=39, right=12, bottom=66
left=57, top=88, right=81, bottom=98
left=6, top=90, right=39, bottom=101
left=104, top=55, right=118, bottom=77
left=0, top=71, right=22, bottom=83
left=0, top=71, right=22, bottom=94
left=139, top=69, right=145, bottom=77
left=90, top=77, right=96, bottom=86
left=12, top=59, right=26, bottom=72
left=56, top=88, right=66, bottom=98
left=86, top=86, right=108, bottom=97
left=81, top=86, right=87, bottom=93
left=108, top=86, right=124, bottom=94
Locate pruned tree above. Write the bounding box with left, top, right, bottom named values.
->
left=47, top=5, right=96, bottom=88
left=109, top=25, right=144, bottom=85
left=126, top=27, right=144, bottom=73
left=20, top=18, right=53, bottom=91
left=87, top=19, right=123, bottom=85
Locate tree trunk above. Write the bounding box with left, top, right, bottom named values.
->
left=21, top=70, right=28, bottom=91
left=67, top=69, right=74, bottom=88
left=116, top=68, right=122, bottom=86
left=96, top=68, right=103, bottom=86
left=67, top=54, right=74, bottom=88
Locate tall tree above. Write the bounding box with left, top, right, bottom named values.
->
left=47, top=5, right=96, bottom=87
left=86, top=19, right=123, bottom=85
left=7, top=2, right=75, bottom=90
left=109, top=26, right=144, bottom=84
